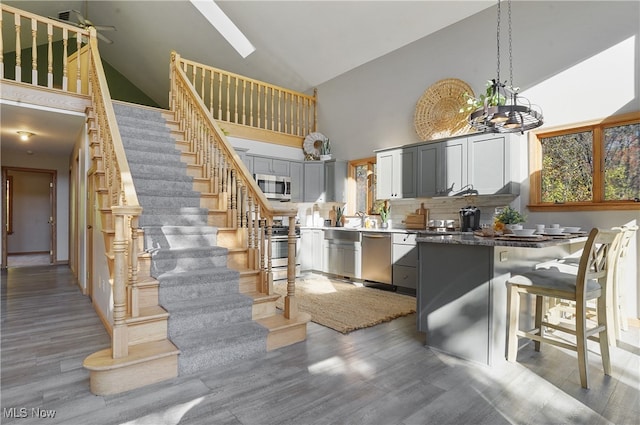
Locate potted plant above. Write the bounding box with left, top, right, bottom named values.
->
left=494, top=206, right=526, bottom=233
left=375, top=200, right=391, bottom=229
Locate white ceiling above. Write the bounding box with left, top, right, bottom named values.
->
left=1, top=0, right=494, bottom=158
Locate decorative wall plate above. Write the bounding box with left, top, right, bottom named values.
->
left=303, top=132, right=328, bottom=159
left=414, top=78, right=475, bottom=141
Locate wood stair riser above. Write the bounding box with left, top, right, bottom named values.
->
left=227, top=250, right=249, bottom=269
left=180, top=152, right=197, bottom=166
left=200, top=194, right=220, bottom=210
left=186, top=164, right=203, bottom=178
left=127, top=319, right=168, bottom=345
left=207, top=212, right=229, bottom=227
left=217, top=228, right=244, bottom=249
left=265, top=322, right=308, bottom=351
left=130, top=284, right=158, bottom=309
left=87, top=353, right=178, bottom=396
left=253, top=300, right=277, bottom=320
left=193, top=178, right=212, bottom=193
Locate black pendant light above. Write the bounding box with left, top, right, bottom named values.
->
left=468, top=0, right=543, bottom=134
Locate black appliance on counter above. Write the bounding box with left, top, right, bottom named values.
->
left=459, top=206, right=481, bottom=232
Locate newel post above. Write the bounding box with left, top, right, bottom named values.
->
left=111, top=206, right=129, bottom=358
left=284, top=215, right=298, bottom=319
left=111, top=205, right=142, bottom=358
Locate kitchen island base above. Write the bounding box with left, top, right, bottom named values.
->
left=417, top=235, right=584, bottom=366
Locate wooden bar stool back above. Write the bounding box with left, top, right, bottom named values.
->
left=506, top=227, right=623, bottom=389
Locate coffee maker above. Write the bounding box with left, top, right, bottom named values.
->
left=459, top=206, right=481, bottom=232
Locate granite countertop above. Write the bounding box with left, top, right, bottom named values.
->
left=416, top=232, right=588, bottom=248
left=299, top=226, right=417, bottom=234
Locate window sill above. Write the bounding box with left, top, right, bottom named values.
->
left=528, top=202, right=640, bottom=212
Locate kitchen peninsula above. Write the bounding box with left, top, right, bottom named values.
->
left=416, top=232, right=587, bottom=366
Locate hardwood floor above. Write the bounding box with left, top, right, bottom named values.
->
left=1, top=265, right=639, bottom=425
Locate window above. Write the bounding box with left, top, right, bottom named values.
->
left=347, top=157, right=376, bottom=215
left=529, top=111, right=640, bottom=211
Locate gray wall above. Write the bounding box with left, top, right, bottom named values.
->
left=317, top=1, right=639, bottom=159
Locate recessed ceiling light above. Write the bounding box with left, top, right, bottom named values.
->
left=17, top=131, right=34, bottom=141
left=189, top=0, right=256, bottom=58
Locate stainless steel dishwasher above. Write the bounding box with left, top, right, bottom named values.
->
left=361, top=232, right=392, bottom=285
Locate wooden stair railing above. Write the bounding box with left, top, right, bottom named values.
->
left=176, top=55, right=317, bottom=148
left=169, top=51, right=302, bottom=320
left=0, top=4, right=90, bottom=94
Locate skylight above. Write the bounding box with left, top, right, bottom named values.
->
left=189, top=0, right=255, bottom=58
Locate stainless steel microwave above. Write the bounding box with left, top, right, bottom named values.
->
left=254, top=174, right=291, bottom=201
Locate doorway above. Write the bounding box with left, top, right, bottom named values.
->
left=1, top=167, right=56, bottom=268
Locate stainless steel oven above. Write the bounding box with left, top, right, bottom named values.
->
left=254, top=174, right=291, bottom=201
left=269, top=226, right=300, bottom=280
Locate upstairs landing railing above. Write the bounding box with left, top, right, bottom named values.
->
left=1, top=4, right=90, bottom=93
left=177, top=56, right=317, bottom=146
left=170, top=51, right=300, bottom=320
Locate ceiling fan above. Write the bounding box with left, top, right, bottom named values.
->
left=49, top=1, right=116, bottom=44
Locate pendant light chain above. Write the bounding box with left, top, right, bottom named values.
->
left=508, top=0, right=513, bottom=88
left=496, top=0, right=501, bottom=84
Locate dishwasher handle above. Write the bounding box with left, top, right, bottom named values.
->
left=362, top=233, right=391, bottom=239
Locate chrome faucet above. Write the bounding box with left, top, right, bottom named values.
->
left=355, top=211, right=367, bottom=228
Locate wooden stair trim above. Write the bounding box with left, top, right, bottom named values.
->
left=83, top=339, right=180, bottom=371
left=245, top=291, right=280, bottom=304
left=125, top=305, right=169, bottom=325
left=257, top=312, right=311, bottom=331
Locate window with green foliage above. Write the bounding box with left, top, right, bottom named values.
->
left=348, top=158, right=376, bottom=215
left=530, top=112, right=640, bottom=210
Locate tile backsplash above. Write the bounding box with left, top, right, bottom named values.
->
left=294, top=194, right=518, bottom=229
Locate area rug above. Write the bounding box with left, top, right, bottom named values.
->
left=273, top=274, right=416, bottom=334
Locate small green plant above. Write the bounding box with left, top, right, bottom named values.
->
left=495, top=206, right=526, bottom=224
left=460, top=79, right=507, bottom=114
left=374, top=200, right=391, bottom=223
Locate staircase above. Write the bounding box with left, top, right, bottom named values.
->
left=113, top=101, right=278, bottom=374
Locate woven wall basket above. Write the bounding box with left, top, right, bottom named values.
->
left=414, top=78, right=475, bottom=141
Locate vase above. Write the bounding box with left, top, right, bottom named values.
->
left=504, top=223, right=523, bottom=234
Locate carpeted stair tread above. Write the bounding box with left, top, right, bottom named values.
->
left=156, top=266, right=239, bottom=281
left=171, top=322, right=268, bottom=351
left=162, top=293, right=253, bottom=314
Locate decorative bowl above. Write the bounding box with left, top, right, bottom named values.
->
left=544, top=227, right=565, bottom=235
left=512, top=228, right=537, bottom=236
left=564, top=226, right=581, bottom=233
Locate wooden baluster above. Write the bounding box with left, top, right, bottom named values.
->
left=256, top=85, right=261, bottom=129
left=217, top=72, right=223, bottom=120
left=284, top=215, right=298, bottom=319
left=234, top=77, right=239, bottom=123
left=277, top=89, right=282, bottom=132
left=236, top=179, right=242, bottom=229
left=200, top=66, right=205, bottom=101
left=75, top=32, right=81, bottom=92
left=31, top=18, right=37, bottom=85
left=295, top=94, right=300, bottom=136
left=249, top=81, right=254, bottom=127
left=313, top=88, right=318, bottom=132
left=248, top=195, right=255, bottom=249
left=230, top=170, right=237, bottom=228
left=62, top=28, right=68, bottom=90
left=225, top=74, right=231, bottom=122
left=270, top=87, right=275, bottom=131
left=47, top=23, right=53, bottom=88
left=266, top=218, right=273, bottom=294
left=241, top=80, right=246, bottom=125
left=129, top=215, right=140, bottom=318
left=14, top=13, right=21, bottom=82
left=209, top=69, right=214, bottom=115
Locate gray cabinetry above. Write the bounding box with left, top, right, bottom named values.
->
left=252, top=156, right=289, bottom=176
left=376, top=147, right=417, bottom=199
left=325, top=160, right=348, bottom=203
left=392, top=233, right=417, bottom=289
left=289, top=160, right=304, bottom=202
left=304, top=161, right=325, bottom=202
left=417, top=139, right=467, bottom=197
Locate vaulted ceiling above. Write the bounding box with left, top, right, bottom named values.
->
left=1, top=1, right=494, bottom=157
